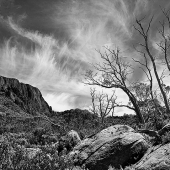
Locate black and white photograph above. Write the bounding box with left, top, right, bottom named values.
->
left=0, top=0, right=170, bottom=169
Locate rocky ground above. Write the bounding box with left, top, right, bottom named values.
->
left=1, top=124, right=170, bottom=170
left=1, top=75, right=170, bottom=170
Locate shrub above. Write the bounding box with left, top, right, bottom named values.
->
left=0, top=134, right=77, bottom=170
left=161, top=131, right=170, bottom=145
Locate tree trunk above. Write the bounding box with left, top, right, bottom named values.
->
left=122, top=88, right=145, bottom=124
left=145, top=41, right=170, bottom=114
left=129, top=94, right=145, bottom=124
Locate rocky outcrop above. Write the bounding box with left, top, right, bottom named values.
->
left=67, top=125, right=149, bottom=170
left=58, top=130, right=81, bottom=155
left=133, top=143, right=170, bottom=170
left=137, top=123, right=170, bottom=145
left=158, top=123, right=170, bottom=136
left=0, top=75, right=52, bottom=116
left=66, top=130, right=81, bottom=146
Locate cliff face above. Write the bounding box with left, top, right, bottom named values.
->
left=0, top=76, right=52, bottom=116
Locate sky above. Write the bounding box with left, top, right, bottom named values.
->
left=0, top=0, right=170, bottom=115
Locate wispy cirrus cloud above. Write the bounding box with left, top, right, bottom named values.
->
left=0, top=16, right=91, bottom=111
left=0, top=0, right=169, bottom=114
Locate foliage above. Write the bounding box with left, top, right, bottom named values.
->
left=0, top=108, right=170, bottom=170
left=53, top=108, right=101, bottom=137
left=2, top=7, right=170, bottom=170
left=0, top=133, right=84, bottom=170
left=161, top=131, right=170, bottom=145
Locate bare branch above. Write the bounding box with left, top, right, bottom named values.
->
left=134, top=15, right=170, bottom=113
left=89, top=88, right=117, bottom=124
left=85, top=47, right=145, bottom=123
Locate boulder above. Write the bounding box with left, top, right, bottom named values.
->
left=66, top=130, right=81, bottom=146
left=137, top=123, right=170, bottom=145
left=133, top=143, right=170, bottom=170
left=58, top=130, right=81, bottom=155
left=67, top=125, right=149, bottom=170
left=158, top=123, right=170, bottom=136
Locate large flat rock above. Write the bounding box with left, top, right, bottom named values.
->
left=133, top=143, right=170, bottom=170
left=67, top=125, right=149, bottom=170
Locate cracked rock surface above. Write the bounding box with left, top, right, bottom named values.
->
left=133, top=143, right=170, bottom=170
left=67, top=125, right=149, bottom=170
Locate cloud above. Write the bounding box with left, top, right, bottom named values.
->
left=1, top=0, right=169, bottom=115
left=0, top=0, right=140, bottom=114
left=0, top=17, right=91, bottom=110
left=133, top=0, right=149, bottom=17
left=44, top=93, right=79, bottom=111
left=51, top=0, right=134, bottom=63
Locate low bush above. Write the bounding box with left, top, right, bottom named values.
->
left=161, top=131, right=170, bottom=145
left=0, top=134, right=76, bottom=170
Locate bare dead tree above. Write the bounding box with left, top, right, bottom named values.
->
left=134, top=17, right=170, bottom=114
left=90, top=88, right=98, bottom=117
left=132, top=51, right=162, bottom=115
left=85, top=47, right=145, bottom=124
left=90, top=88, right=116, bottom=124
left=158, top=8, right=170, bottom=72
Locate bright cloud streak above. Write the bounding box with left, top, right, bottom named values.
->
left=0, top=0, right=169, bottom=114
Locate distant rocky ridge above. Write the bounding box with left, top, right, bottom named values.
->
left=0, top=75, right=52, bottom=117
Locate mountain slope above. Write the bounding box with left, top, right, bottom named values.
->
left=0, top=75, right=52, bottom=117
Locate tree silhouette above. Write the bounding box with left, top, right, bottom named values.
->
left=85, top=47, right=145, bottom=123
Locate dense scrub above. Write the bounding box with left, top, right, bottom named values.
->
left=1, top=107, right=170, bottom=170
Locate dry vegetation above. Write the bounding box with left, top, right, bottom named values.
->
left=1, top=9, right=170, bottom=170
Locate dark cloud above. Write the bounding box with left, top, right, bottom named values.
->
left=0, top=18, right=14, bottom=42
left=0, top=0, right=170, bottom=113
left=13, top=0, right=71, bottom=43
left=0, top=0, right=20, bottom=18
left=0, top=18, right=39, bottom=53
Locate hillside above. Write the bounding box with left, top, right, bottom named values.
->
left=0, top=75, right=55, bottom=133
left=0, top=75, right=141, bottom=135
left=0, top=76, right=52, bottom=117
left=1, top=75, right=170, bottom=170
